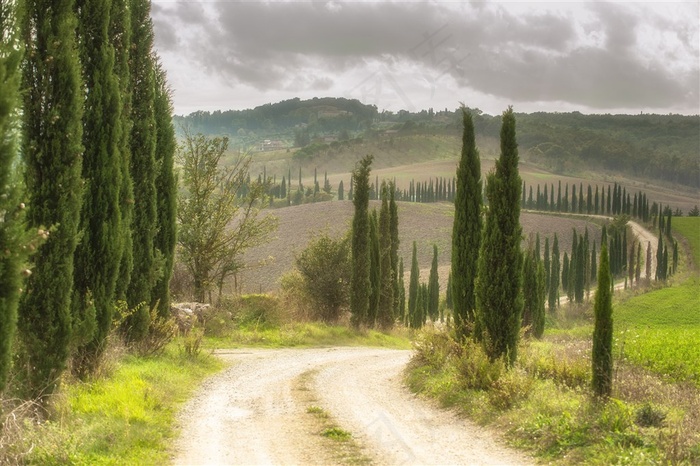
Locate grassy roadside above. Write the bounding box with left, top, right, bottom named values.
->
left=3, top=317, right=409, bottom=464
left=405, top=222, right=700, bottom=464
left=204, top=322, right=412, bottom=350
left=3, top=344, right=224, bottom=465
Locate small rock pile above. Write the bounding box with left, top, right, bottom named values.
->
left=170, top=302, right=211, bottom=334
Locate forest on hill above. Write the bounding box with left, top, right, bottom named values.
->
left=175, top=98, right=700, bottom=188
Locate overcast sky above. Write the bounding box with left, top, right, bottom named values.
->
left=151, top=1, right=699, bottom=117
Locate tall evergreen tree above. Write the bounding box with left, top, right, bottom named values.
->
left=112, top=0, right=133, bottom=302
left=338, top=179, right=344, bottom=200
left=475, top=107, right=523, bottom=365
left=408, top=241, right=420, bottom=328
left=655, top=235, right=664, bottom=281
left=543, top=237, right=551, bottom=292
left=451, top=107, right=482, bottom=340
left=368, top=209, right=380, bottom=326
left=592, top=243, right=613, bottom=398
left=427, top=244, right=439, bottom=322
left=0, top=0, right=32, bottom=392
left=18, top=0, right=84, bottom=399
left=562, top=252, right=570, bottom=295
left=398, top=257, right=406, bottom=322
left=389, top=181, right=400, bottom=316
left=151, top=63, right=177, bottom=318
left=377, top=184, right=394, bottom=329
left=548, top=234, right=560, bottom=312
left=522, top=250, right=537, bottom=333
left=72, top=0, right=127, bottom=376
left=125, top=0, right=158, bottom=339
left=350, top=155, right=372, bottom=327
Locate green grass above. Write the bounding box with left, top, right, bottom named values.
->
left=204, top=321, right=412, bottom=350
left=673, top=217, right=700, bottom=267
left=615, top=278, right=700, bottom=386
left=406, top=332, right=700, bottom=464
left=16, top=343, right=224, bottom=465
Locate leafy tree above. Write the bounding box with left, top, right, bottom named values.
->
left=475, top=107, right=523, bottom=366
left=293, top=230, right=351, bottom=322
left=592, top=243, right=613, bottom=398
left=408, top=241, right=420, bottom=328
left=71, top=0, right=127, bottom=376
left=151, top=63, right=177, bottom=317
left=451, top=107, right=482, bottom=339
left=428, top=244, right=439, bottom=322
left=350, top=155, right=372, bottom=327
left=377, top=182, right=394, bottom=329
left=177, top=133, right=276, bottom=303
left=18, top=0, right=84, bottom=399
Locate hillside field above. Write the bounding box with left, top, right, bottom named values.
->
left=235, top=200, right=603, bottom=294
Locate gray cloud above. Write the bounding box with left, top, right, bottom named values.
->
left=152, top=0, right=699, bottom=113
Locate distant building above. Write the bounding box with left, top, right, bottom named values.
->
left=259, top=139, right=286, bottom=151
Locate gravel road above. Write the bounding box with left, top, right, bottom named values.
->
left=172, top=347, right=530, bottom=465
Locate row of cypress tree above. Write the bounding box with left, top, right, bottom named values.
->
left=522, top=180, right=654, bottom=222
left=349, top=156, right=401, bottom=329
left=0, top=0, right=177, bottom=400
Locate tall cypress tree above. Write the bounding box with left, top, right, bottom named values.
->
left=548, top=234, right=560, bottom=313
left=389, top=181, right=400, bottom=315
left=112, top=0, right=133, bottom=303
left=151, top=62, right=177, bottom=318
left=427, top=244, right=439, bottom=322
left=378, top=185, right=394, bottom=329
left=368, top=209, right=380, bottom=326
left=72, top=0, right=125, bottom=376
left=350, top=155, right=372, bottom=328
left=0, top=1, right=30, bottom=392
left=408, top=241, right=420, bottom=329
left=19, top=0, right=84, bottom=399
left=397, top=257, right=406, bottom=323
left=451, top=107, right=482, bottom=340
left=592, top=243, right=613, bottom=398
left=125, top=0, right=157, bottom=339
left=522, top=250, right=537, bottom=333
left=543, top=237, right=551, bottom=292
left=475, top=107, right=523, bottom=365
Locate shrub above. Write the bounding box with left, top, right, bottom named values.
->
left=455, top=340, right=506, bottom=391
left=285, top=230, right=351, bottom=323
left=411, top=328, right=462, bottom=370
left=488, top=367, right=533, bottom=410
left=128, top=303, right=178, bottom=357
left=635, top=403, right=666, bottom=428
left=179, top=327, right=204, bottom=359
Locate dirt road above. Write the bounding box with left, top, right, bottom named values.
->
left=172, top=347, right=530, bottom=465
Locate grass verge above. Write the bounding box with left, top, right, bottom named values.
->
left=204, top=321, right=412, bottom=350
left=5, top=342, right=224, bottom=465
left=406, top=328, right=700, bottom=464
